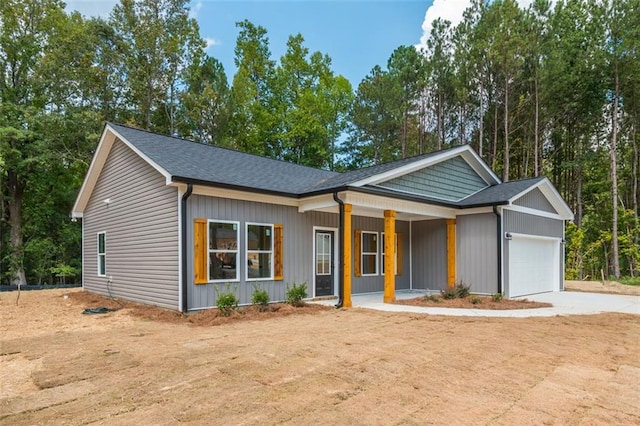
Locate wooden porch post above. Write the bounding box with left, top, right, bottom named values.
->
left=384, top=210, right=396, bottom=303
left=446, top=218, right=456, bottom=288
left=343, top=204, right=353, bottom=308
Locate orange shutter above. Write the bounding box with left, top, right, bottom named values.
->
left=396, top=233, right=403, bottom=276
left=354, top=230, right=362, bottom=277
left=194, top=218, right=208, bottom=284
left=274, top=224, right=284, bottom=280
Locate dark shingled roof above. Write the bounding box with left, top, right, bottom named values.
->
left=109, top=123, right=544, bottom=207
left=458, top=177, right=546, bottom=207
left=110, top=123, right=338, bottom=195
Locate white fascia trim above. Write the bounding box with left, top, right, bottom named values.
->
left=503, top=205, right=565, bottom=220
left=299, top=194, right=338, bottom=213
left=192, top=185, right=299, bottom=207
left=71, top=124, right=172, bottom=217
left=454, top=206, right=494, bottom=216
left=343, top=191, right=456, bottom=219
left=508, top=232, right=562, bottom=242
left=350, top=145, right=500, bottom=188
left=508, top=178, right=574, bottom=221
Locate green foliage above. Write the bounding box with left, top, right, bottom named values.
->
left=215, top=284, right=239, bottom=316
left=251, top=284, right=270, bottom=310
left=455, top=281, right=471, bottom=298
left=491, top=293, right=504, bottom=303
left=285, top=281, right=307, bottom=307
left=469, top=295, right=481, bottom=305
left=50, top=264, right=79, bottom=285
left=441, top=287, right=458, bottom=300
left=424, top=294, right=441, bottom=303
left=619, top=277, right=640, bottom=287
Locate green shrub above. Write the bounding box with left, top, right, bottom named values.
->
left=424, top=294, right=441, bottom=303
left=455, top=281, right=471, bottom=298
left=441, top=287, right=458, bottom=300
left=251, top=284, right=270, bottom=310
left=619, top=276, right=640, bottom=286
left=286, top=281, right=308, bottom=307
left=491, top=293, right=503, bottom=302
left=469, top=295, right=481, bottom=305
left=215, top=284, right=238, bottom=316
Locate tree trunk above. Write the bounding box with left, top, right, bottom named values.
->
left=611, top=65, right=620, bottom=279
left=7, top=170, right=27, bottom=286
left=492, top=103, right=498, bottom=170
left=503, top=78, right=510, bottom=182
left=478, top=82, right=484, bottom=158
left=534, top=75, right=540, bottom=177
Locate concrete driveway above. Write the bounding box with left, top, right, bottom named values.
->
left=317, top=290, right=640, bottom=317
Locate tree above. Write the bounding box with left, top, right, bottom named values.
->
left=110, top=0, right=204, bottom=134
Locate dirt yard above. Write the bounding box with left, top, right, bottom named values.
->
left=2, top=288, right=639, bottom=425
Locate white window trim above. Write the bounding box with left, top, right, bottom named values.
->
left=245, top=222, right=274, bottom=281
left=208, top=220, right=240, bottom=283
left=361, top=231, right=379, bottom=276
left=381, top=232, right=398, bottom=275
left=97, top=231, right=106, bottom=277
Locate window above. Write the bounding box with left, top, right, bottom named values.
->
left=246, top=223, right=273, bottom=280
left=208, top=221, right=239, bottom=281
left=97, top=232, right=106, bottom=276
left=361, top=231, right=378, bottom=276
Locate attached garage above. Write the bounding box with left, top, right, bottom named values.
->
left=507, top=234, right=560, bottom=298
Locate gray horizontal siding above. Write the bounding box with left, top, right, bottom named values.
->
left=187, top=195, right=338, bottom=309
left=379, top=156, right=487, bottom=201
left=411, top=219, right=447, bottom=291
left=83, top=139, right=179, bottom=310
left=503, top=209, right=563, bottom=238
left=456, top=213, right=498, bottom=294
left=513, top=188, right=557, bottom=213
left=351, top=216, right=410, bottom=294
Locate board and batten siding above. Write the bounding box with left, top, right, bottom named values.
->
left=83, top=140, right=179, bottom=310
left=456, top=213, right=498, bottom=294
left=351, top=216, right=410, bottom=294
left=513, top=188, right=557, bottom=213
left=503, top=209, right=565, bottom=293
left=411, top=219, right=447, bottom=291
left=187, top=195, right=338, bottom=309
left=378, top=156, right=487, bottom=201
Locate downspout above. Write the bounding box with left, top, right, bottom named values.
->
left=333, top=192, right=344, bottom=308
left=493, top=205, right=503, bottom=294
left=181, top=183, right=193, bottom=312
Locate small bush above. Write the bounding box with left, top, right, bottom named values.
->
left=251, top=284, right=270, bottom=310
left=215, top=284, right=238, bottom=316
left=455, top=281, right=471, bottom=298
left=469, top=295, right=481, bottom=305
left=441, top=287, right=458, bottom=300
left=424, top=294, right=441, bottom=303
left=491, top=293, right=503, bottom=302
left=286, top=281, right=308, bottom=307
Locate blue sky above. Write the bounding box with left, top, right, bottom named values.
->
left=64, top=0, right=505, bottom=88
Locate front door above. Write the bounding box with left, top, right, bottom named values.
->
left=315, top=230, right=334, bottom=297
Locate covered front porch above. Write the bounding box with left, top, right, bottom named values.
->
left=300, top=190, right=459, bottom=306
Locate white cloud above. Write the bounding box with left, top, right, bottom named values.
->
left=417, top=0, right=544, bottom=51
left=205, top=37, right=221, bottom=50
left=65, top=0, right=118, bottom=18
left=189, top=1, right=203, bottom=19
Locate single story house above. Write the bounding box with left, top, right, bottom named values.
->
left=72, top=123, right=574, bottom=311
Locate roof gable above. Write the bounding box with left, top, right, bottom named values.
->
left=377, top=156, right=489, bottom=202
left=513, top=187, right=557, bottom=214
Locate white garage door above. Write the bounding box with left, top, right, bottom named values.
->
left=508, top=235, right=559, bottom=298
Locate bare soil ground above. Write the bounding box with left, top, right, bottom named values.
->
left=565, top=279, right=640, bottom=296
left=2, top=288, right=639, bottom=425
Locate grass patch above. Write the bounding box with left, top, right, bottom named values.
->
left=619, top=277, right=640, bottom=286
